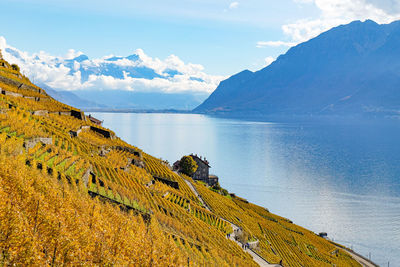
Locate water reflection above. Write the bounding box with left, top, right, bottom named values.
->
left=91, top=112, right=400, bottom=266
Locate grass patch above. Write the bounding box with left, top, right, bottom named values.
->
left=47, top=156, right=56, bottom=167
left=65, top=163, right=76, bottom=177
left=37, top=151, right=49, bottom=161
left=0, top=126, right=10, bottom=132
left=57, top=158, right=68, bottom=169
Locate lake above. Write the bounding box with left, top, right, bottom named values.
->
left=92, top=112, right=400, bottom=266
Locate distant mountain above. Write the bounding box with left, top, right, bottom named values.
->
left=75, top=90, right=207, bottom=110
left=38, top=84, right=107, bottom=110
left=194, top=20, right=400, bottom=118
left=58, top=53, right=163, bottom=82
left=0, top=38, right=222, bottom=110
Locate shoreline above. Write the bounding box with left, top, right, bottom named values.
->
left=87, top=111, right=388, bottom=266
left=84, top=108, right=191, bottom=114
left=330, top=241, right=379, bottom=267
left=86, top=109, right=400, bottom=124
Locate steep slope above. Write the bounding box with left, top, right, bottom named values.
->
left=0, top=53, right=363, bottom=266
left=195, top=20, right=400, bottom=118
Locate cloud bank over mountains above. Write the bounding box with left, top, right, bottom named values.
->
left=259, top=0, right=400, bottom=48
left=285, top=0, right=400, bottom=42
left=0, top=36, right=224, bottom=95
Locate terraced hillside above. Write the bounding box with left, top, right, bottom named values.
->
left=0, top=52, right=362, bottom=266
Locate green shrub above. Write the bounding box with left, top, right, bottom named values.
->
left=221, top=188, right=228, bottom=196
left=212, top=182, right=221, bottom=191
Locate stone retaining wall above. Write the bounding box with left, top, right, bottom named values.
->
left=71, top=110, right=85, bottom=120
left=154, top=176, right=179, bottom=189
left=0, top=75, right=44, bottom=95
left=114, top=146, right=142, bottom=159
left=90, top=126, right=113, bottom=138
left=1, top=88, right=23, bottom=98
left=24, top=137, right=53, bottom=151
left=33, top=110, right=49, bottom=116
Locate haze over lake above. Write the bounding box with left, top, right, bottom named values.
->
left=92, top=112, right=400, bottom=266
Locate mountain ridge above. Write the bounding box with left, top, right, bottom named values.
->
left=194, top=19, right=400, bottom=118
left=0, top=38, right=221, bottom=110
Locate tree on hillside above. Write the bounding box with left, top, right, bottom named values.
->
left=11, top=64, right=20, bottom=72
left=179, top=156, right=198, bottom=176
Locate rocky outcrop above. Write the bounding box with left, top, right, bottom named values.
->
left=128, top=157, right=145, bottom=168
left=81, top=166, right=93, bottom=187
left=113, top=146, right=144, bottom=168
left=24, top=137, right=53, bottom=151
left=99, top=146, right=111, bottom=157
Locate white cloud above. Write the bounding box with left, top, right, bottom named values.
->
left=259, top=0, right=400, bottom=49
left=284, top=0, right=400, bottom=43
left=0, top=37, right=6, bottom=50
left=256, top=41, right=297, bottom=48
left=83, top=74, right=217, bottom=94
left=65, top=49, right=84, bottom=60
left=229, top=2, right=239, bottom=9
left=264, top=56, right=275, bottom=67
left=0, top=36, right=225, bottom=95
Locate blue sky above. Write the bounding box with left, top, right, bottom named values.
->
left=1, top=0, right=399, bottom=94
left=1, top=0, right=319, bottom=75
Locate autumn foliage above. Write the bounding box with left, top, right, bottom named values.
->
left=0, top=153, right=182, bottom=265
left=179, top=155, right=198, bottom=176
left=0, top=53, right=361, bottom=267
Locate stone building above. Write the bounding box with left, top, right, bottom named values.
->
left=190, top=154, right=211, bottom=183
left=174, top=154, right=219, bottom=186
left=208, top=175, right=219, bottom=186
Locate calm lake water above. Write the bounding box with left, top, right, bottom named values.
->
left=92, top=112, right=400, bottom=266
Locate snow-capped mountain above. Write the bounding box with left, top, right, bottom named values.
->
left=0, top=36, right=224, bottom=109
